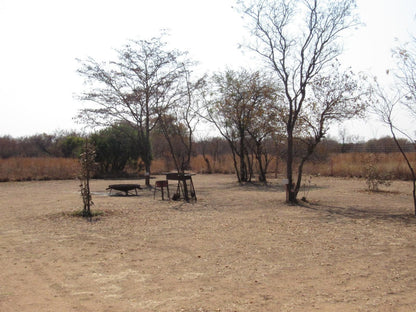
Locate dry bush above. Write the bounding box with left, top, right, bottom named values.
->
left=0, top=157, right=80, bottom=182
left=362, top=154, right=392, bottom=191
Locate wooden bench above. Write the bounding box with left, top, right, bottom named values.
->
left=106, top=184, right=142, bottom=196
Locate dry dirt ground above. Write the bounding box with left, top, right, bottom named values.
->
left=1, top=174, right=416, bottom=312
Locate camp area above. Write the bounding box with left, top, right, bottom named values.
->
left=1, top=174, right=416, bottom=312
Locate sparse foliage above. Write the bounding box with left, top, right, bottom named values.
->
left=363, top=153, right=391, bottom=192
left=373, top=37, right=416, bottom=214
left=77, top=33, right=188, bottom=186
left=294, top=67, right=369, bottom=193
left=203, top=69, right=279, bottom=183
left=394, top=41, right=416, bottom=114
left=238, top=0, right=362, bottom=201
left=157, top=69, right=206, bottom=173
left=79, top=139, right=96, bottom=218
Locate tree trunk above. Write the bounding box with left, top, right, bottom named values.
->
left=186, top=128, right=193, bottom=171
left=274, top=141, right=279, bottom=178
left=202, top=145, right=212, bottom=174
left=145, top=162, right=151, bottom=187
left=230, top=147, right=241, bottom=183
left=286, top=129, right=296, bottom=203
left=246, top=149, right=253, bottom=182
left=413, top=179, right=416, bottom=216
left=239, top=133, right=248, bottom=182
left=390, top=123, right=416, bottom=215
left=140, top=128, right=152, bottom=187
left=257, top=155, right=266, bottom=182
left=256, top=142, right=267, bottom=183
left=204, top=156, right=212, bottom=174
left=145, top=101, right=151, bottom=187
left=294, top=159, right=306, bottom=199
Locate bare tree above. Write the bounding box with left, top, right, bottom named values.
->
left=238, top=0, right=359, bottom=202
left=373, top=85, right=416, bottom=215
left=373, top=36, right=416, bottom=215
left=79, top=138, right=95, bottom=219
left=395, top=40, right=416, bottom=113
left=158, top=69, right=206, bottom=173
left=178, top=71, right=206, bottom=171
left=76, top=34, right=187, bottom=186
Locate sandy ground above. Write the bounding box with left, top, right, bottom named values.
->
left=0, top=174, right=416, bottom=312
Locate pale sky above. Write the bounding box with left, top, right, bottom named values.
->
left=0, top=0, right=415, bottom=140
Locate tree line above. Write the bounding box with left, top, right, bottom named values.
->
left=0, top=130, right=413, bottom=167
left=4, top=0, right=416, bottom=207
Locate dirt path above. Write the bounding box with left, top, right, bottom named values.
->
left=1, top=175, right=415, bottom=311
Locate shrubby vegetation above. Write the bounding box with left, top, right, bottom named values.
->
left=1, top=129, right=414, bottom=182
left=2, top=131, right=413, bottom=161
left=90, top=122, right=141, bottom=177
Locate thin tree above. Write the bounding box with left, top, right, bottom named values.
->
left=238, top=0, right=359, bottom=202
left=76, top=34, right=187, bottom=186
left=373, top=55, right=416, bottom=215
left=79, top=138, right=95, bottom=219
left=158, top=69, right=206, bottom=173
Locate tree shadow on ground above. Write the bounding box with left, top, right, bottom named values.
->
left=300, top=201, right=416, bottom=225
left=205, top=180, right=329, bottom=193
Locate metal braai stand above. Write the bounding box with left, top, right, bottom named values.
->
left=166, top=173, right=197, bottom=202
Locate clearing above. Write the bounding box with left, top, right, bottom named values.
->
left=0, top=175, right=415, bottom=311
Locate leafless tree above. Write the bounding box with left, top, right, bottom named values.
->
left=373, top=85, right=416, bottom=215
left=158, top=69, right=206, bottom=173
left=79, top=138, right=95, bottom=219
left=395, top=40, right=416, bottom=114
left=76, top=34, right=187, bottom=186
left=238, top=0, right=360, bottom=202
left=372, top=37, right=416, bottom=214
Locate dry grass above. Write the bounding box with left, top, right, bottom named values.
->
left=150, top=154, right=236, bottom=175
left=190, top=154, right=236, bottom=174
left=0, top=157, right=79, bottom=182
left=1, top=152, right=415, bottom=182
left=303, top=153, right=416, bottom=180
left=188, top=152, right=416, bottom=181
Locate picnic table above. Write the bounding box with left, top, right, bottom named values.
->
left=106, top=184, right=142, bottom=196
left=166, top=173, right=196, bottom=202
